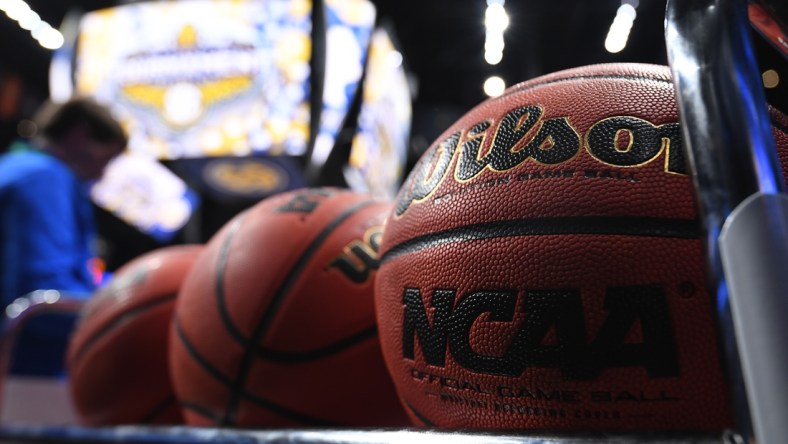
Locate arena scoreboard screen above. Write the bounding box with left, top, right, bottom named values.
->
left=74, top=0, right=313, bottom=159
left=49, top=0, right=411, bottom=241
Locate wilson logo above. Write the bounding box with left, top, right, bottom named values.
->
left=402, top=284, right=679, bottom=380
left=395, top=105, right=685, bottom=216
left=329, top=226, right=383, bottom=283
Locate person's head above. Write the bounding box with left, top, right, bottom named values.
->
left=37, top=97, right=127, bottom=181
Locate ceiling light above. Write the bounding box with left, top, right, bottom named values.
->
left=18, top=9, right=39, bottom=30
left=605, top=1, right=637, bottom=54
left=388, top=50, right=403, bottom=68
left=4, top=0, right=29, bottom=20
left=1, top=0, right=63, bottom=50
left=37, top=26, right=64, bottom=50
left=485, top=50, right=503, bottom=65
left=485, top=3, right=509, bottom=32
left=483, top=1, right=508, bottom=66
left=484, top=76, right=506, bottom=97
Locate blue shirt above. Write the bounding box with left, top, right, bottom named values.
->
left=0, top=145, right=97, bottom=306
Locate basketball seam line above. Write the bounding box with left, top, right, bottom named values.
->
left=381, top=216, right=701, bottom=264
left=175, top=318, right=340, bottom=426
left=502, top=73, right=672, bottom=98
left=180, top=400, right=224, bottom=423
left=239, top=388, right=340, bottom=426
left=255, top=325, right=378, bottom=362
left=403, top=400, right=434, bottom=426
left=215, top=217, right=250, bottom=347
left=222, top=199, right=379, bottom=426
left=213, top=215, right=379, bottom=363
left=174, top=317, right=235, bottom=386
left=138, top=394, right=177, bottom=424
left=181, top=397, right=338, bottom=427
left=69, top=293, right=177, bottom=364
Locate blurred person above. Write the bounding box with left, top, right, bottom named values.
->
left=0, top=97, right=126, bottom=375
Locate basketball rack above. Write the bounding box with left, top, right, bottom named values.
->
left=0, top=0, right=785, bottom=442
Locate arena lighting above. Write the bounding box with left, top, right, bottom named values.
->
left=483, top=75, right=506, bottom=97
left=0, top=0, right=64, bottom=49
left=484, top=0, right=508, bottom=65
left=605, top=0, right=638, bottom=53
left=5, top=290, right=61, bottom=319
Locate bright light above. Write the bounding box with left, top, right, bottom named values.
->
left=605, top=1, right=637, bottom=54
left=2, top=0, right=63, bottom=50
left=484, top=2, right=508, bottom=66
left=605, top=34, right=628, bottom=53
left=485, top=3, right=509, bottom=32
left=4, top=0, right=29, bottom=20
left=42, top=289, right=61, bottom=304
left=485, top=50, right=503, bottom=65
left=484, top=76, right=506, bottom=97
left=31, top=21, right=49, bottom=39
left=37, top=26, right=64, bottom=49
left=18, top=9, right=39, bottom=30
left=485, top=32, right=504, bottom=52
left=388, top=50, right=403, bottom=68
left=617, top=3, right=637, bottom=20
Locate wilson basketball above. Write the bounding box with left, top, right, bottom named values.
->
left=375, top=63, right=788, bottom=431
left=67, top=245, right=203, bottom=425
left=169, top=188, right=409, bottom=427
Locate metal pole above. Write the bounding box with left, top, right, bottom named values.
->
left=666, top=0, right=788, bottom=442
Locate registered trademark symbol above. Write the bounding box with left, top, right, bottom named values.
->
left=677, top=281, right=696, bottom=298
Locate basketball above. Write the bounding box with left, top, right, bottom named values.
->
left=375, top=63, right=788, bottom=430
left=67, top=244, right=203, bottom=426
left=169, top=188, right=409, bottom=427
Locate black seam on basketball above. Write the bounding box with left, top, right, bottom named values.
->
left=181, top=400, right=224, bottom=424
left=255, top=325, right=378, bottom=362
left=238, top=389, right=340, bottom=426
left=403, top=400, right=434, bottom=426
left=174, top=317, right=235, bottom=387
left=381, top=216, right=701, bottom=264
left=70, top=293, right=176, bottom=364
left=215, top=217, right=249, bottom=347
left=138, top=395, right=177, bottom=424
left=502, top=73, right=673, bottom=98
left=222, top=199, right=378, bottom=426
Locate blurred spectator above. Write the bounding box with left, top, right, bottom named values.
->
left=0, top=97, right=126, bottom=375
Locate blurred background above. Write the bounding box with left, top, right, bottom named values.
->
left=0, top=0, right=785, bottom=272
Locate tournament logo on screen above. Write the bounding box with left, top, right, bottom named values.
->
left=75, top=0, right=313, bottom=159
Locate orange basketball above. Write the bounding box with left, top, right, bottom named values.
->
left=375, top=63, right=788, bottom=431
left=169, top=188, right=409, bottom=427
left=67, top=245, right=203, bottom=425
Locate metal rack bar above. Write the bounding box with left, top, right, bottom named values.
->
left=0, top=425, right=724, bottom=444
left=665, top=0, right=788, bottom=442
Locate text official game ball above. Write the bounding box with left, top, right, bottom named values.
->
left=375, top=63, right=788, bottom=431
left=67, top=245, right=203, bottom=425
left=170, top=188, right=409, bottom=427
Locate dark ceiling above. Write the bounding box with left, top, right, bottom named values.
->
left=2, top=1, right=784, bottom=135
left=375, top=0, right=672, bottom=146
left=376, top=0, right=669, bottom=105
left=1, top=1, right=670, bottom=115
